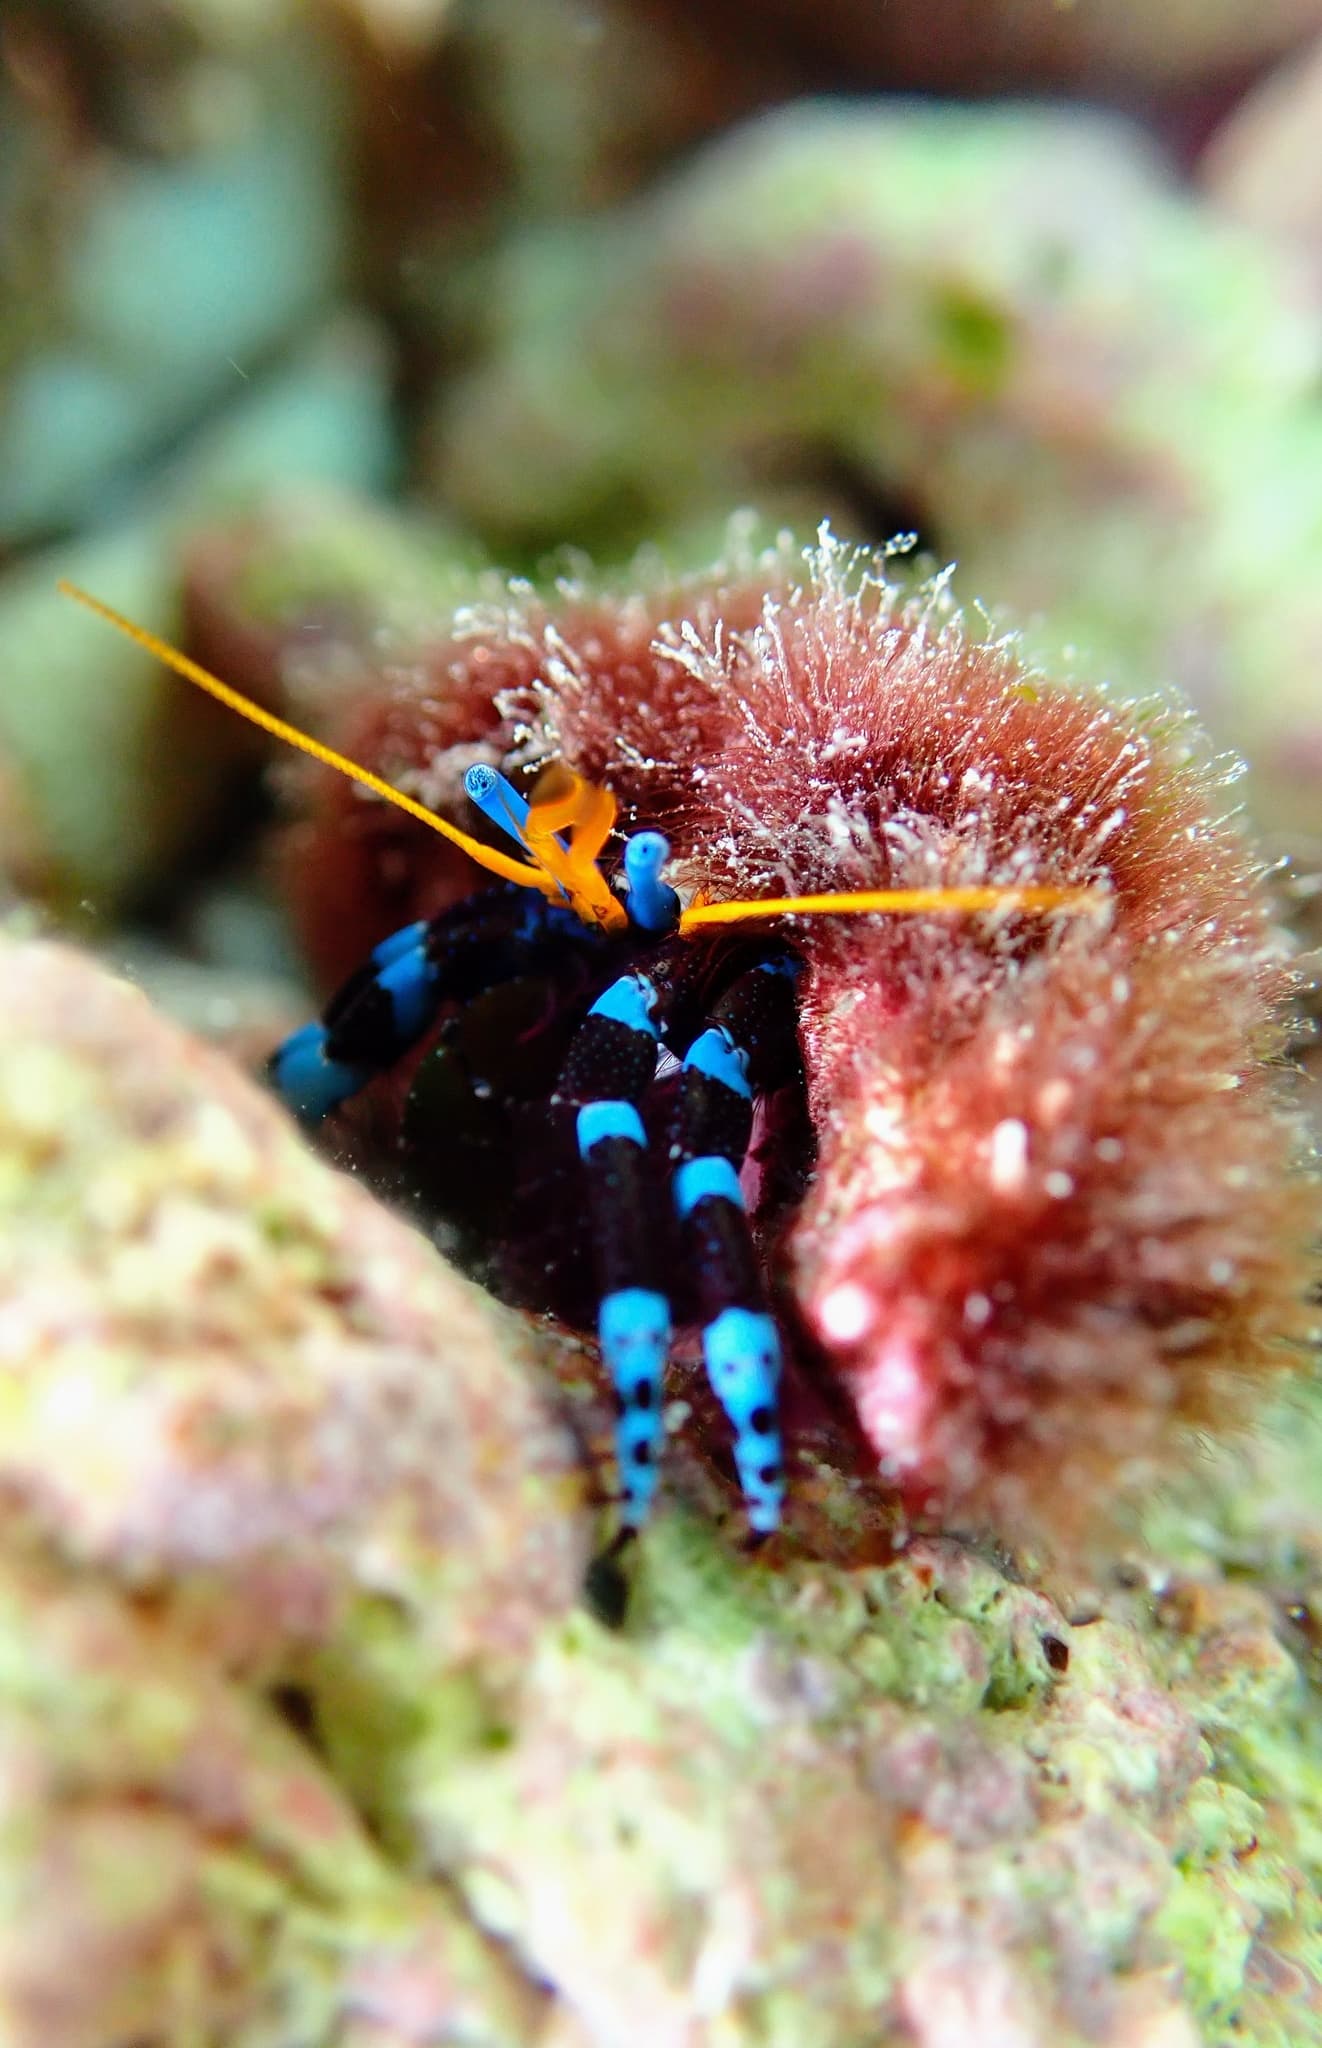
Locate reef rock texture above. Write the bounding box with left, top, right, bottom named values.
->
left=425, top=100, right=1322, bottom=845
left=0, top=928, right=585, bottom=2043
left=0, top=931, right=1320, bottom=2044
left=178, top=519, right=1321, bottom=1564
left=0, top=930, right=584, bottom=1654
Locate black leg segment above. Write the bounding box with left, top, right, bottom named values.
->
left=555, top=970, right=672, bottom=1528
left=270, top=887, right=608, bottom=1125
left=668, top=952, right=800, bottom=1533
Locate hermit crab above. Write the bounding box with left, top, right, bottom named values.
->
left=62, top=530, right=1318, bottom=1550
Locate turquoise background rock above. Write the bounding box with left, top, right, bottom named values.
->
left=0, top=322, right=396, bottom=910
left=0, top=37, right=346, bottom=543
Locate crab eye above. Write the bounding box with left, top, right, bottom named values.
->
left=623, top=830, right=680, bottom=934
left=464, top=762, right=534, bottom=843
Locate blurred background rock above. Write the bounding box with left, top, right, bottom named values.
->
left=2, top=0, right=1321, bottom=924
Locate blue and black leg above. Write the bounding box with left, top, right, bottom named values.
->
left=668, top=952, right=801, bottom=1535
left=554, top=968, right=672, bottom=1530
left=270, top=886, right=610, bottom=1126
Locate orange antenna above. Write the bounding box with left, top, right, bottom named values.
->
left=60, top=580, right=1105, bottom=938
left=57, top=581, right=570, bottom=902
left=680, top=883, right=1104, bottom=929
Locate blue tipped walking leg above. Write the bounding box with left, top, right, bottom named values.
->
left=271, top=920, right=439, bottom=1123
left=270, top=887, right=608, bottom=1126
left=555, top=970, right=672, bottom=1529
left=669, top=954, right=800, bottom=1534
left=270, top=756, right=619, bottom=1126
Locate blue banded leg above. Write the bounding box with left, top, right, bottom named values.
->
left=557, top=972, right=672, bottom=1528
left=670, top=955, right=800, bottom=1534
left=271, top=886, right=608, bottom=1126
left=272, top=920, right=436, bottom=1123
left=276, top=764, right=578, bottom=1123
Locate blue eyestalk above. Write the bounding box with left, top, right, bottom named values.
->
left=464, top=763, right=533, bottom=849
left=623, top=831, right=681, bottom=934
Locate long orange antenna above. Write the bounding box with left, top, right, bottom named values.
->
left=60, top=579, right=1105, bottom=938
left=57, top=580, right=563, bottom=900
left=681, top=883, right=1103, bottom=929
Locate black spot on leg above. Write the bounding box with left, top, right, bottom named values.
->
left=757, top=1462, right=782, bottom=1489
left=632, top=1379, right=655, bottom=1410
left=749, top=1405, right=774, bottom=1436
left=633, top=1441, right=652, bottom=1465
